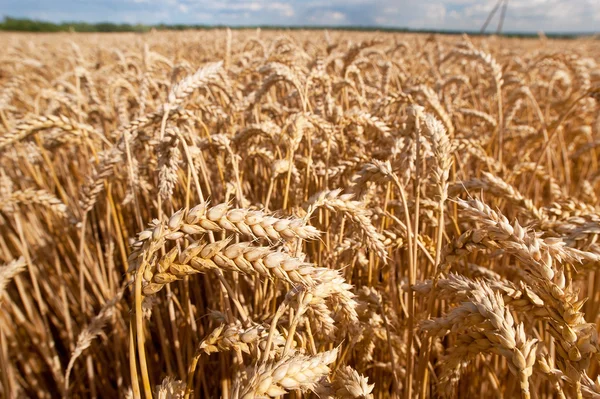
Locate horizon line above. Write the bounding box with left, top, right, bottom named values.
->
left=1, top=16, right=599, bottom=37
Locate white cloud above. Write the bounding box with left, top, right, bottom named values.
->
left=308, top=10, right=347, bottom=24
left=406, top=4, right=447, bottom=28
left=331, top=11, right=346, bottom=21
left=210, top=2, right=263, bottom=11
left=270, top=2, right=295, bottom=17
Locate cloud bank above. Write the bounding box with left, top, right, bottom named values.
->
left=4, top=0, right=599, bottom=33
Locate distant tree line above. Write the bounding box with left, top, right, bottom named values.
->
left=0, top=16, right=595, bottom=39
left=0, top=17, right=152, bottom=32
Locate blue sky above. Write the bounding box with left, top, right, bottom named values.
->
left=2, top=0, right=599, bottom=33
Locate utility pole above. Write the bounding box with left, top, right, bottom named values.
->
left=481, top=0, right=509, bottom=34
left=497, top=0, right=509, bottom=34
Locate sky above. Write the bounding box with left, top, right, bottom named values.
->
left=2, top=0, right=600, bottom=33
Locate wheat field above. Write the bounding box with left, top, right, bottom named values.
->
left=0, top=29, right=599, bottom=398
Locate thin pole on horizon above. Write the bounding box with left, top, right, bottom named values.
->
left=480, top=0, right=503, bottom=33
left=497, top=0, right=509, bottom=34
